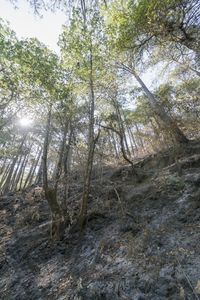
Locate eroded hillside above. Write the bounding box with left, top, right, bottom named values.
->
left=1, top=143, right=200, bottom=300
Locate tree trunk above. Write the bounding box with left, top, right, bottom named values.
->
left=10, top=154, right=23, bottom=191
left=42, top=104, right=65, bottom=240
left=125, top=122, right=136, bottom=156
left=132, top=69, right=188, bottom=144
left=78, top=47, right=97, bottom=229
left=54, top=119, right=71, bottom=226
left=24, top=147, right=41, bottom=188
left=112, top=98, right=131, bottom=156
left=111, top=131, right=120, bottom=159
left=19, top=153, right=29, bottom=190
left=35, top=158, right=43, bottom=185
left=129, top=125, right=139, bottom=152
left=121, top=64, right=188, bottom=144
left=54, top=120, right=68, bottom=191
left=14, top=153, right=28, bottom=191
left=100, top=124, right=136, bottom=170
left=0, top=161, right=11, bottom=189
left=28, top=148, right=42, bottom=187
left=63, top=123, right=73, bottom=204
left=2, top=134, right=27, bottom=194
left=0, top=157, right=8, bottom=175
left=135, top=123, right=144, bottom=150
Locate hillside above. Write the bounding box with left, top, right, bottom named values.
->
left=1, top=142, right=200, bottom=300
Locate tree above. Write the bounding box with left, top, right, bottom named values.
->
left=104, top=0, right=200, bottom=55
left=1, top=1, right=200, bottom=243
left=59, top=9, right=112, bottom=227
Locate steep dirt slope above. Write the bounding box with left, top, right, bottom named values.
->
left=1, top=144, right=200, bottom=300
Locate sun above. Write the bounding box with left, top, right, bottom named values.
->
left=19, top=117, right=33, bottom=127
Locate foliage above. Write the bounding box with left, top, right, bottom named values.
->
left=0, top=2, right=200, bottom=237
left=104, top=0, right=200, bottom=54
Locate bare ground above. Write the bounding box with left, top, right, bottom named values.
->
left=1, top=143, right=200, bottom=300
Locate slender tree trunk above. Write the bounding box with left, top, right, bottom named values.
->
left=100, top=124, right=136, bottom=171
left=135, top=124, right=145, bottom=152
left=0, top=157, right=8, bottom=175
left=13, top=154, right=27, bottom=191
left=53, top=119, right=71, bottom=226
left=120, top=109, right=133, bottom=156
left=0, top=161, right=11, bottom=189
left=54, top=121, right=68, bottom=191
left=19, top=153, right=30, bottom=190
left=23, top=160, right=35, bottom=189
left=28, top=148, right=42, bottom=187
left=35, top=158, right=43, bottom=185
left=63, top=123, right=73, bottom=204
left=14, top=153, right=28, bottom=191
left=78, top=48, right=98, bottom=228
left=112, top=98, right=131, bottom=156
left=42, top=104, right=65, bottom=240
left=126, top=123, right=136, bottom=156
left=24, top=147, right=41, bottom=188
left=149, top=118, right=164, bottom=149
left=2, top=134, right=27, bottom=194
left=121, top=64, right=188, bottom=144
left=10, top=154, right=23, bottom=191
left=129, top=125, right=139, bottom=152
left=110, top=131, right=120, bottom=159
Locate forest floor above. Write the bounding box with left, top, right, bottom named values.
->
left=1, top=142, right=200, bottom=300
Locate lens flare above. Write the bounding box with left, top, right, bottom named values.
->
left=19, top=117, right=33, bottom=127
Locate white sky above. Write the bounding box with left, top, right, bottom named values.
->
left=1, top=0, right=67, bottom=53
left=1, top=0, right=163, bottom=87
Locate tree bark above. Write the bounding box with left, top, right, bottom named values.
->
left=42, top=104, right=65, bottom=240
left=2, top=134, right=27, bottom=194
left=120, top=64, right=189, bottom=144
left=24, top=147, right=41, bottom=188
left=78, top=47, right=98, bottom=229
left=28, top=148, right=42, bottom=187
left=112, top=98, right=131, bottom=156
left=110, top=131, right=120, bottom=159
left=15, top=153, right=28, bottom=191
left=134, top=123, right=145, bottom=151
left=10, top=154, right=23, bottom=191
left=0, top=161, right=11, bottom=189
left=63, top=123, right=73, bottom=204
left=100, top=124, right=136, bottom=170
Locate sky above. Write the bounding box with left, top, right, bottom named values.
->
left=0, top=0, right=164, bottom=87
left=1, top=0, right=67, bottom=53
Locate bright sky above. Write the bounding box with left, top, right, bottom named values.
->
left=1, top=0, right=67, bottom=53
left=1, top=0, right=163, bottom=87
